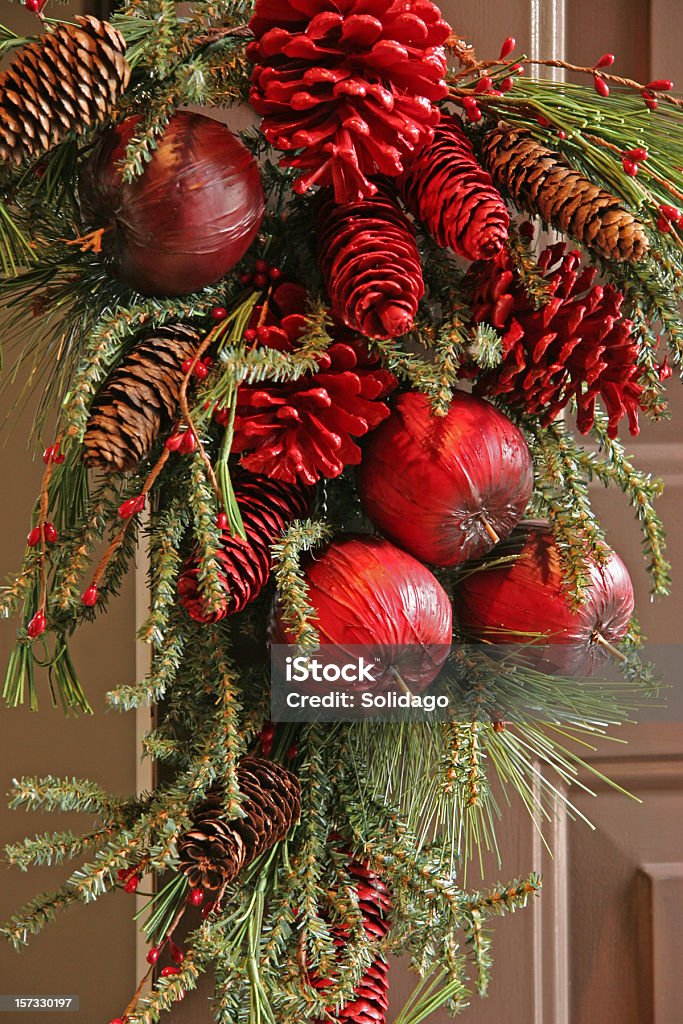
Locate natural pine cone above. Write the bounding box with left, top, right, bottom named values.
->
left=178, top=757, right=301, bottom=890
left=313, top=858, right=391, bottom=1024
left=0, top=17, right=130, bottom=166
left=178, top=475, right=313, bottom=623
left=317, top=186, right=424, bottom=339
left=481, top=125, right=649, bottom=262
left=398, top=114, right=509, bottom=261
left=247, top=0, right=451, bottom=203
left=83, top=324, right=201, bottom=472
left=466, top=243, right=645, bottom=437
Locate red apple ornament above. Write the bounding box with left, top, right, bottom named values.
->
left=271, top=535, right=452, bottom=692
left=453, top=522, right=635, bottom=675
left=358, top=391, right=533, bottom=566
left=78, top=111, right=264, bottom=297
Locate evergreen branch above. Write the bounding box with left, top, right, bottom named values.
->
left=271, top=519, right=333, bottom=648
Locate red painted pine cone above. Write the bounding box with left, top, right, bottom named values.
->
left=247, top=0, right=451, bottom=202
left=398, top=114, right=510, bottom=260
left=358, top=391, right=533, bottom=566
left=178, top=475, right=312, bottom=623
left=231, top=283, right=397, bottom=484
left=466, top=243, right=645, bottom=437
left=271, top=534, right=452, bottom=692
left=452, top=521, right=635, bottom=675
left=313, top=858, right=391, bottom=1024
left=317, top=186, right=424, bottom=338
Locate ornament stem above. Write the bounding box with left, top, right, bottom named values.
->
left=64, top=226, right=109, bottom=254
left=593, top=631, right=627, bottom=662
left=480, top=515, right=500, bottom=546
left=391, top=668, right=413, bottom=697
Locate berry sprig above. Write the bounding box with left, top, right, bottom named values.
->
left=239, top=258, right=282, bottom=290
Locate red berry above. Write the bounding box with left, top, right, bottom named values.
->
left=180, top=432, right=196, bottom=454
left=165, top=433, right=185, bottom=452
left=239, top=272, right=253, bottom=286
left=622, top=158, right=638, bottom=177
left=461, top=95, right=477, bottom=109
left=519, top=221, right=535, bottom=240
left=643, top=94, right=659, bottom=111
left=657, top=215, right=671, bottom=232
left=160, top=966, right=180, bottom=978
left=124, top=875, right=139, bottom=894
left=646, top=79, right=673, bottom=91
left=214, top=407, right=230, bottom=426
left=512, top=64, right=524, bottom=75
left=594, top=52, right=615, bottom=68
left=108, top=1019, right=125, bottom=1024
left=119, top=495, right=145, bottom=519
left=82, top=584, right=99, bottom=607
left=25, top=0, right=46, bottom=12
left=188, top=887, right=205, bottom=907
left=27, top=527, right=41, bottom=548
left=170, top=941, right=185, bottom=965
left=194, top=363, right=209, bottom=381
left=253, top=273, right=268, bottom=288
left=244, top=328, right=257, bottom=343
left=27, top=611, right=46, bottom=639
left=43, top=522, right=58, bottom=544
left=499, top=77, right=514, bottom=93
left=474, top=75, right=493, bottom=94
left=181, top=359, right=193, bottom=374
left=466, top=105, right=483, bottom=123
left=261, top=722, right=276, bottom=741
left=216, top=512, right=229, bottom=529
left=499, top=35, right=516, bottom=59
left=659, top=358, right=673, bottom=381
left=201, top=901, right=215, bottom=919
left=537, top=115, right=551, bottom=127
left=625, top=147, right=648, bottom=162
left=42, top=445, right=55, bottom=464
left=268, top=267, right=282, bottom=281
left=146, top=947, right=160, bottom=965
left=211, top=306, right=228, bottom=321
left=593, top=74, right=610, bottom=97
left=558, top=129, right=567, bottom=140
left=286, top=742, right=299, bottom=760
left=116, top=868, right=129, bottom=881
left=254, top=259, right=269, bottom=273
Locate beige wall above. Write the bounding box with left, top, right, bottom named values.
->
left=0, top=6, right=138, bottom=1021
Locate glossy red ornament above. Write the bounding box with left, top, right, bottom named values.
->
left=271, top=535, right=452, bottom=692
left=82, top=585, right=99, bottom=607
left=453, top=522, right=635, bottom=675
left=188, top=887, right=205, bottom=907
left=78, top=112, right=264, bottom=297
left=248, top=0, right=451, bottom=203
left=358, top=391, right=533, bottom=567
left=27, top=611, right=46, bottom=638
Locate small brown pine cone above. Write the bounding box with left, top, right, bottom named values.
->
left=178, top=474, right=313, bottom=622
left=316, top=186, right=425, bottom=339
left=83, top=324, right=201, bottom=472
left=178, top=757, right=301, bottom=891
left=0, top=17, right=130, bottom=166
left=399, top=114, right=510, bottom=260
left=481, top=125, right=649, bottom=262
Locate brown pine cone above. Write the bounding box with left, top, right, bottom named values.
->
left=0, top=17, right=130, bottom=166
left=481, top=125, right=648, bottom=262
left=83, top=324, right=201, bottom=472
left=398, top=114, right=509, bottom=260
left=178, top=757, right=301, bottom=891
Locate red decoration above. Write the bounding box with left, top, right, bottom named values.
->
left=78, top=111, right=264, bottom=297
left=230, top=283, right=397, bottom=484
left=271, top=534, right=452, bottom=692
left=399, top=115, right=510, bottom=260
left=313, top=858, right=391, bottom=1024
left=358, top=391, right=533, bottom=566
left=317, top=186, right=424, bottom=339
left=467, top=244, right=645, bottom=438
left=146, top=947, right=160, bottom=965
left=452, top=522, right=635, bottom=675
left=178, top=475, right=312, bottom=623
left=81, top=585, right=99, bottom=607
left=27, top=611, right=46, bottom=639
left=247, top=0, right=451, bottom=203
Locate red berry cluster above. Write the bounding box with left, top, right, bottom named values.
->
left=42, top=442, right=64, bottom=465
left=621, top=146, right=648, bottom=177
left=27, top=522, right=58, bottom=547
left=181, top=356, right=213, bottom=381
left=118, top=494, right=146, bottom=519
left=165, top=430, right=197, bottom=454
left=657, top=204, right=683, bottom=233
left=239, top=259, right=282, bottom=290
left=117, top=865, right=142, bottom=894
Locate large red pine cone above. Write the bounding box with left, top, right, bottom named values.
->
left=466, top=243, right=645, bottom=438
left=313, top=859, right=391, bottom=1024
left=358, top=391, right=533, bottom=566
left=178, top=475, right=312, bottom=623
left=452, top=522, right=635, bottom=675
left=247, top=0, right=451, bottom=203
left=230, top=283, right=398, bottom=484
left=271, top=534, right=452, bottom=691
left=317, top=186, right=425, bottom=338
left=398, top=115, right=510, bottom=261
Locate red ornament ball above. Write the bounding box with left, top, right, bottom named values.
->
left=452, top=522, right=635, bottom=675
left=271, top=534, right=452, bottom=692
left=358, top=391, right=533, bottom=566
left=78, top=112, right=264, bottom=297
